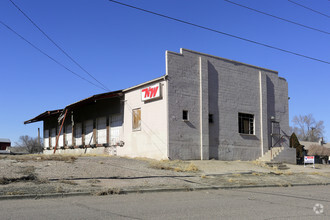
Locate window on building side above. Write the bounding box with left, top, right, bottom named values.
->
left=238, top=113, right=254, bottom=135
left=209, top=114, right=214, bottom=123
left=132, top=108, right=141, bottom=131
left=183, top=110, right=189, bottom=121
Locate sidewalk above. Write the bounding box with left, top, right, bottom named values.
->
left=0, top=155, right=329, bottom=200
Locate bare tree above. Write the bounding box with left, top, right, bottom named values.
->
left=292, top=114, right=325, bottom=142
left=15, top=135, right=43, bottom=153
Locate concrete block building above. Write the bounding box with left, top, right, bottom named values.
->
left=25, top=48, right=292, bottom=161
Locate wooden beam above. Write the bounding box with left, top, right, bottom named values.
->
left=53, top=109, right=68, bottom=154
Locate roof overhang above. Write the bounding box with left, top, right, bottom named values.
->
left=24, top=90, right=123, bottom=124
left=24, top=109, right=62, bottom=124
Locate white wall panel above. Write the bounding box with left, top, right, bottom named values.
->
left=85, top=120, right=94, bottom=145
left=65, top=124, right=72, bottom=146
left=75, top=123, right=82, bottom=146
left=110, top=114, right=122, bottom=145
left=50, top=128, right=56, bottom=147
left=97, top=117, right=107, bottom=144
left=44, top=129, right=49, bottom=148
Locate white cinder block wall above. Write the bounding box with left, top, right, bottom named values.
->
left=166, top=48, right=289, bottom=161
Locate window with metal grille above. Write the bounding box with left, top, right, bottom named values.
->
left=238, top=113, right=254, bottom=134
left=132, top=108, right=141, bottom=131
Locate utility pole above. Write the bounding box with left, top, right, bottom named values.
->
left=38, top=128, right=40, bottom=146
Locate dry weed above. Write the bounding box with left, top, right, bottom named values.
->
left=59, top=179, right=78, bottom=185
left=6, top=191, right=25, bottom=195
left=149, top=160, right=199, bottom=172
left=94, top=188, right=121, bottom=196
left=88, top=179, right=101, bottom=184
left=2, top=155, right=77, bottom=163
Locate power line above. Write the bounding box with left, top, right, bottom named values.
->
left=288, top=0, right=330, bottom=19
left=108, top=0, right=330, bottom=65
left=224, top=0, right=330, bottom=35
left=0, top=20, right=107, bottom=91
left=9, top=0, right=110, bottom=91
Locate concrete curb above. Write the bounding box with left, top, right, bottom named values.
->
left=1, top=182, right=329, bottom=200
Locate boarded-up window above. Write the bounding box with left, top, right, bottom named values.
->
left=132, top=108, right=141, bottom=131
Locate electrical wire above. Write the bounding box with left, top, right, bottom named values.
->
left=108, top=0, right=330, bottom=65
left=0, top=20, right=107, bottom=91
left=9, top=0, right=110, bottom=91
left=288, top=0, right=330, bottom=19
left=224, top=0, right=330, bottom=35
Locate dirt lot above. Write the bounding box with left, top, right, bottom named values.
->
left=1, top=155, right=330, bottom=197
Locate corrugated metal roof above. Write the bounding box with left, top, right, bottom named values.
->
left=24, top=90, right=123, bottom=124
left=0, top=138, right=11, bottom=143
left=24, top=76, right=167, bottom=125
left=24, top=109, right=63, bottom=124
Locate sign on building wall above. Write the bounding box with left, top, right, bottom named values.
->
left=141, top=83, right=161, bottom=101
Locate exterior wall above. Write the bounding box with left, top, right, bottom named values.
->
left=0, top=142, right=10, bottom=150
left=166, top=48, right=289, bottom=161
left=43, top=97, right=123, bottom=150
left=119, top=79, right=168, bottom=159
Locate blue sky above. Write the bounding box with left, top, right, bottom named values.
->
left=1, top=0, right=329, bottom=144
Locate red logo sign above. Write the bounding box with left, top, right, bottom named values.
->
left=141, top=83, right=161, bottom=101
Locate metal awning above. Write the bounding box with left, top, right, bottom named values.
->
left=24, top=109, right=63, bottom=124
left=24, top=90, right=123, bottom=124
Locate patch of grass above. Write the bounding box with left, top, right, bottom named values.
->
left=88, top=179, right=101, bottom=184
left=94, top=188, right=121, bottom=196
left=1, top=155, right=77, bottom=163
left=227, top=178, right=234, bottom=183
left=0, top=177, right=10, bottom=185
left=0, top=173, right=38, bottom=185
left=17, top=166, right=35, bottom=175
left=59, top=179, right=78, bottom=185
left=6, top=191, right=25, bottom=195
left=149, top=160, right=199, bottom=172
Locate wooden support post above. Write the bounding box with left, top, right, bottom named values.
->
left=53, top=109, right=68, bottom=154
left=93, top=119, right=97, bottom=145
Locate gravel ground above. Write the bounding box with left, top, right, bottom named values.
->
left=1, top=155, right=330, bottom=196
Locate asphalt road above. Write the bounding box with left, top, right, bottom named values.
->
left=1, top=186, right=329, bottom=219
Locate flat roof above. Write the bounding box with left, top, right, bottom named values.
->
left=0, top=138, right=10, bottom=143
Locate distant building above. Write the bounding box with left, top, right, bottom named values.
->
left=0, top=138, right=11, bottom=150
left=25, top=48, right=294, bottom=162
